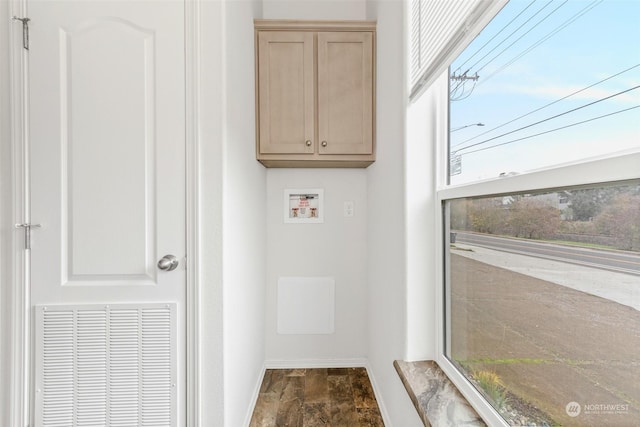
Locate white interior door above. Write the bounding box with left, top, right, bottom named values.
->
left=27, top=1, right=186, bottom=425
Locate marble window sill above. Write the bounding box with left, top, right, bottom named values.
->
left=394, top=360, right=486, bottom=427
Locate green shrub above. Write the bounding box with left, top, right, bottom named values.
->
left=473, top=370, right=509, bottom=411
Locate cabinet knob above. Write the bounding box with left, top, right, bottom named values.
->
left=305, top=140, right=312, bottom=147
left=321, top=141, right=328, bottom=147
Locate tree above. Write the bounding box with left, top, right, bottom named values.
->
left=594, top=194, right=640, bottom=251
left=568, top=189, right=601, bottom=221
left=568, top=186, right=638, bottom=221
left=508, top=198, right=561, bottom=239
left=467, top=198, right=507, bottom=234
left=450, top=199, right=472, bottom=231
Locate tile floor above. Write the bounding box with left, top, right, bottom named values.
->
left=249, top=368, right=385, bottom=427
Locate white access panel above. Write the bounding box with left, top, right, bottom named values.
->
left=35, top=303, right=176, bottom=427
left=277, top=277, right=335, bottom=335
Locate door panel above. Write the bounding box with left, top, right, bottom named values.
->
left=64, top=18, right=157, bottom=280
left=29, top=1, right=184, bottom=299
left=27, top=1, right=185, bottom=425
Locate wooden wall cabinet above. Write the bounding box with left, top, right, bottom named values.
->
left=255, top=20, right=376, bottom=168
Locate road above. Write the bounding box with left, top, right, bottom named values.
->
left=453, top=231, right=640, bottom=276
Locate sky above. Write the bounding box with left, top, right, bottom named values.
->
left=449, top=0, right=640, bottom=184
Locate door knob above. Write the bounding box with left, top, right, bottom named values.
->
left=157, top=254, right=179, bottom=271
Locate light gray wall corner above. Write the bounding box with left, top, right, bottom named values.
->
left=366, top=0, right=424, bottom=425
left=222, top=0, right=267, bottom=426
left=198, top=0, right=226, bottom=425
left=0, top=1, right=11, bottom=422
left=405, top=77, right=447, bottom=361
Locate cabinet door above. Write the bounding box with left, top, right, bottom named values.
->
left=258, top=31, right=315, bottom=154
left=318, top=32, right=374, bottom=155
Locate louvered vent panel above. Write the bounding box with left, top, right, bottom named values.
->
left=109, top=309, right=140, bottom=426
left=36, top=304, right=176, bottom=427
left=77, top=310, right=107, bottom=427
left=41, top=310, right=74, bottom=427
left=141, top=308, right=173, bottom=427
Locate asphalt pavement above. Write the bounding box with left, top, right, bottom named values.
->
left=454, top=231, right=640, bottom=276
left=451, top=242, right=640, bottom=311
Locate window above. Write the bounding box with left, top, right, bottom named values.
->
left=435, top=1, right=640, bottom=426
left=448, top=0, right=639, bottom=185
left=446, top=181, right=640, bottom=426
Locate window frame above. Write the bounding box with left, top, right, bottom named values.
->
left=410, top=1, right=640, bottom=423
left=435, top=146, right=640, bottom=425
left=408, top=0, right=507, bottom=101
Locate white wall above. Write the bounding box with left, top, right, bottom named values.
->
left=405, top=74, right=448, bottom=361
left=366, top=0, right=424, bottom=426
left=262, top=1, right=371, bottom=366
left=221, top=0, right=267, bottom=426
left=0, top=0, right=10, bottom=420
left=199, top=1, right=226, bottom=425
left=265, top=169, right=368, bottom=363
left=263, top=0, right=366, bottom=20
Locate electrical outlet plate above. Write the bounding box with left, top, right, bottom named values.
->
left=344, top=201, right=354, bottom=217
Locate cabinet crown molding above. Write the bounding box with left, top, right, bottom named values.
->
left=254, top=19, right=376, bottom=32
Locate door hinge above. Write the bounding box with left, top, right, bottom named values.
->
left=15, top=223, right=41, bottom=250
left=12, top=16, right=30, bottom=50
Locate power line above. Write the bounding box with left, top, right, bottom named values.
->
left=452, top=0, right=571, bottom=102
left=450, top=71, right=480, bottom=100
left=454, top=85, right=640, bottom=153
left=451, top=79, right=479, bottom=101
left=460, top=105, right=640, bottom=156
left=450, top=73, right=481, bottom=101
left=449, top=80, right=465, bottom=100
left=461, top=0, right=557, bottom=75
left=453, top=0, right=538, bottom=75
left=479, top=0, right=603, bottom=86
left=474, top=0, right=569, bottom=74
left=452, top=123, right=485, bottom=132
left=452, top=63, right=640, bottom=148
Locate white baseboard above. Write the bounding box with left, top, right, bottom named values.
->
left=264, top=358, right=369, bottom=369
left=364, top=363, right=392, bottom=427
left=243, top=367, right=267, bottom=427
